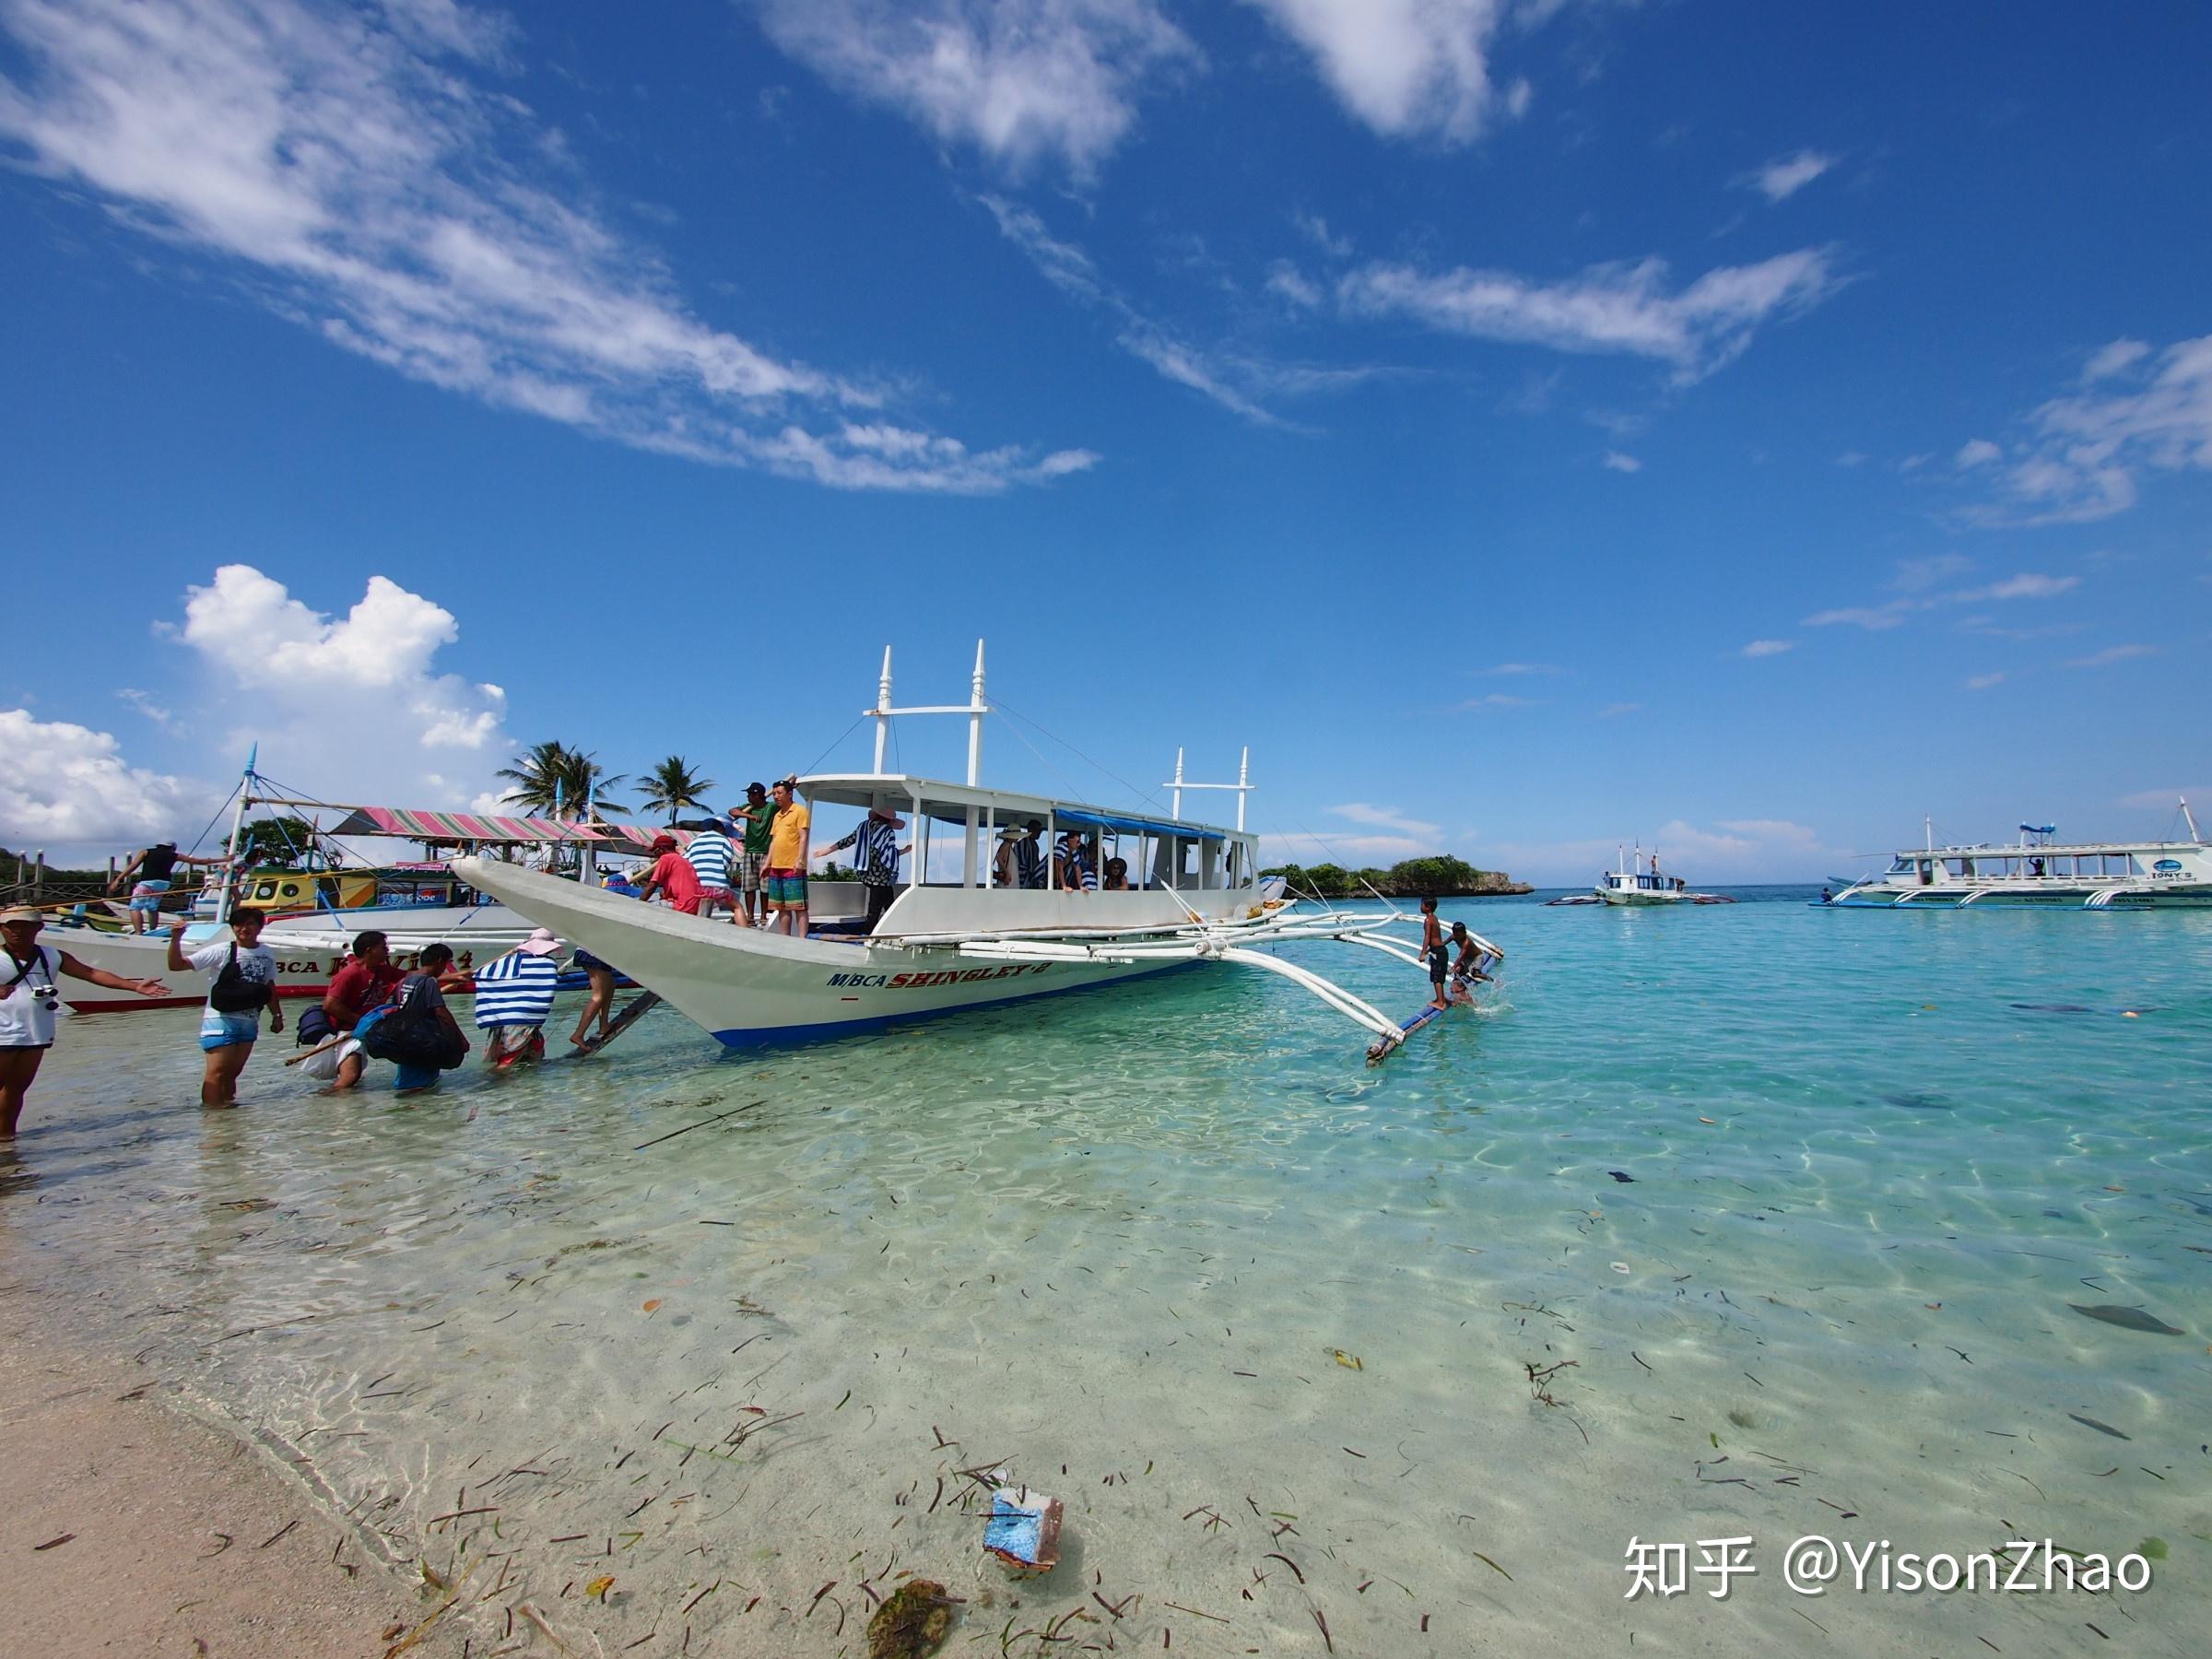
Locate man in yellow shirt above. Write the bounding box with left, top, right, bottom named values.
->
left=763, top=777, right=812, bottom=936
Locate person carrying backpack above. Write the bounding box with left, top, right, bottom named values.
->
left=356, top=942, right=470, bottom=1095
left=169, top=908, right=281, bottom=1108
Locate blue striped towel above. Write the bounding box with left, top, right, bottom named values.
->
left=473, top=950, right=560, bottom=1030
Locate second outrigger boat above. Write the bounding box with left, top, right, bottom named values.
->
left=1827, top=805, right=2212, bottom=909
left=461, top=645, right=1500, bottom=1061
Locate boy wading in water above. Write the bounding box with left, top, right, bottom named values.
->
left=170, top=908, right=281, bottom=1107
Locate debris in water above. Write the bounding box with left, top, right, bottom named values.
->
left=1608, top=1171, right=1635, bottom=1183
left=2066, top=1304, right=2184, bottom=1335
left=984, top=1487, right=1063, bottom=1575
left=1325, top=1348, right=1364, bottom=1371
left=2067, top=1414, right=2131, bottom=1440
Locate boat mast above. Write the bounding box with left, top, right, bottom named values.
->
left=213, top=744, right=256, bottom=923
left=872, top=646, right=893, bottom=775
left=2183, top=795, right=2202, bottom=844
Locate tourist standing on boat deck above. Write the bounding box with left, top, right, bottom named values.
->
left=683, top=818, right=738, bottom=921
left=1418, top=898, right=1450, bottom=1012
left=994, top=825, right=1026, bottom=888
left=1017, top=819, right=1046, bottom=888
left=109, top=841, right=230, bottom=935
left=169, top=908, right=281, bottom=1108
left=816, top=805, right=907, bottom=934
left=636, top=833, right=704, bottom=914
left=764, top=778, right=811, bottom=936
left=2, top=906, right=167, bottom=1138
left=729, top=782, right=774, bottom=927
left=473, top=927, right=563, bottom=1067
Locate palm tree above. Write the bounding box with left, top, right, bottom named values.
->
left=638, top=755, right=716, bottom=824
left=495, top=742, right=628, bottom=818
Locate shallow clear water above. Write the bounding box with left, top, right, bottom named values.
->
left=5, top=890, right=2210, bottom=1655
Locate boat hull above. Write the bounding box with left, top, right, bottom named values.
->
left=456, top=858, right=1208, bottom=1048
left=1829, top=882, right=2212, bottom=910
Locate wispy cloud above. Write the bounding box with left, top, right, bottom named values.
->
left=751, top=0, right=1199, bottom=177
left=1966, top=672, right=2006, bottom=690
left=115, top=686, right=179, bottom=732
left=1739, top=148, right=1834, bottom=203
left=1329, top=801, right=1441, bottom=838
left=1805, top=558, right=2078, bottom=629
left=0, top=0, right=1091, bottom=494
left=1741, top=639, right=1794, bottom=657
left=983, top=194, right=1377, bottom=427
left=1482, top=662, right=1559, bottom=677
left=1335, top=246, right=1840, bottom=380
left=1456, top=692, right=1537, bottom=709
left=2065, top=643, right=2157, bottom=669
left=1603, top=450, right=1642, bottom=473
left=1242, top=0, right=1538, bottom=146
left=1955, top=438, right=2002, bottom=468
left=1595, top=701, right=1641, bottom=718
left=1965, top=334, right=2212, bottom=524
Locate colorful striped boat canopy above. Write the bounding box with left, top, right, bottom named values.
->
left=324, top=806, right=687, bottom=849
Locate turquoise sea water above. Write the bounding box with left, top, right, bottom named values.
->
left=4, top=891, right=2209, bottom=1656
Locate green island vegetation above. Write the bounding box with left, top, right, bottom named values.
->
left=1262, top=854, right=1531, bottom=899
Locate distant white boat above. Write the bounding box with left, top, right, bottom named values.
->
left=1588, top=846, right=1732, bottom=907
left=1827, top=805, right=2212, bottom=909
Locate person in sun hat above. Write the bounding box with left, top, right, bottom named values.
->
left=728, top=782, right=776, bottom=928
left=992, top=823, right=1028, bottom=889
left=634, top=831, right=703, bottom=915
left=815, top=802, right=910, bottom=934
left=471, top=926, right=563, bottom=1068
left=2, top=905, right=169, bottom=1138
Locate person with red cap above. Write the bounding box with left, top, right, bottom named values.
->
left=635, top=833, right=704, bottom=914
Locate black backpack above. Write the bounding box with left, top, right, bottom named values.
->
left=359, top=975, right=468, bottom=1071
left=208, top=944, right=269, bottom=1015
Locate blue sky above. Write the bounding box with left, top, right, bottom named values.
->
left=3, top=0, right=2207, bottom=883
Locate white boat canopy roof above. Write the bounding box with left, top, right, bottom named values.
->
left=797, top=772, right=1234, bottom=841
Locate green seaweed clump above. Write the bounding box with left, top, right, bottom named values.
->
left=867, top=1578, right=954, bottom=1659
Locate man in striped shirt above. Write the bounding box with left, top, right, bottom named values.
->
left=816, top=805, right=908, bottom=934
left=683, top=818, right=739, bottom=922
left=472, top=928, right=563, bottom=1068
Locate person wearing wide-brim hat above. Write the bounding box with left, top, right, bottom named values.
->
left=815, top=804, right=911, bottom=935
left=992, top=824, right=1029, bottom=889
left=2, top=907, right=169, bottom=1140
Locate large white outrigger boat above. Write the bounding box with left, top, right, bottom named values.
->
left=1827, top=804, right=2212, bottom=909
left=461, top=645, right=1500, bottom=1061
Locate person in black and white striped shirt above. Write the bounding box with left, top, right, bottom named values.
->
left=816, top=805, right=909, bottom=934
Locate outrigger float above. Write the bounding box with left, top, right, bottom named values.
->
left=459, top=645, right=1500, bottom=1063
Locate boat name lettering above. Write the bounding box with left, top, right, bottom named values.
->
left=826, top=965, right=1052, bottom=991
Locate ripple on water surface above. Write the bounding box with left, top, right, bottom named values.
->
left=4, top=892, right=2209, bottom=1655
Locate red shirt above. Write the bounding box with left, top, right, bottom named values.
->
left=646, top=852, right=703, bottom=913
left=325, top=959, right=403, bottom=1029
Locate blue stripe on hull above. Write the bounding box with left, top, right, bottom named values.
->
left=708, top=959, right=1201, bottom=1051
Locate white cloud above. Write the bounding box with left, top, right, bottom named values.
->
left=170, top=564, right=515, bottom=806
left=984, top=194, right=1370, bottom=426
left=1328, top=802, right=1441, bottom=839
left=1291, top=209, right=1352, bottom=258
left=1740, top=148, right=1834, bottom=203
left=1835, top=450, right=1868, bottom=467
left=0, top=708, right=216, bottom=860
left=1805, top=559, right=2078, bottom=629
left=1241, top=0, right=1538, bottom=146
left=1891, top=553, right=1973, bottom=592
left=1595, top=701, right=1641, bottom=718
left=1969, top=335, right=2212, bottom=524
left=1966, top=672, right=2005, bottom=689
left=1456, top=692, right=1535, bottom=709
left=115, top=686, right=179, bottom=732
left=1482, top=662, right=1559, bottom=676
left=1337, top=246, right=1838, bottom=380
left=752, top=0, right=1198, bottom=176
left=2083, top=338, right=2149, bottom=381
left=1602, top=449, right=1641, bottom=472
left=1265, top=262, right=1323, bottom=309
left=1740, top=639, right=1794, bottom=657
left=0, top=0, right=1089, bottom=494
left=1970, top=572, right=2076, bottom=601
left=2065, top=643, right=2156, bottom=668
left=1955, top=438, right=2002, bottom=468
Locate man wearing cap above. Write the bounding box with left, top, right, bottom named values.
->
left=635, top=832, right=704, bottom=914
left=2, top=907, right=169, bottom=1137
left=816, top=804, right=910, bottom=934
left=728, top=782, right=776, bottom=928
left=471, top=927, right=564, bottom=1068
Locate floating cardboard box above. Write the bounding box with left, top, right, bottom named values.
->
left=983, top=1486, right=1063, bottom=1574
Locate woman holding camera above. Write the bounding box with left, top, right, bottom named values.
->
left=1, top=905, right=169, bottom=1138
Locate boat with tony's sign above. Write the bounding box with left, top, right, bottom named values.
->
left=1825, top=804, right=2212, bottom=909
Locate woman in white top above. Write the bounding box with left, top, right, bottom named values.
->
left=1, top=906, right=167, bottom=1139
left=168, top=908, right=283, bottom=1109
